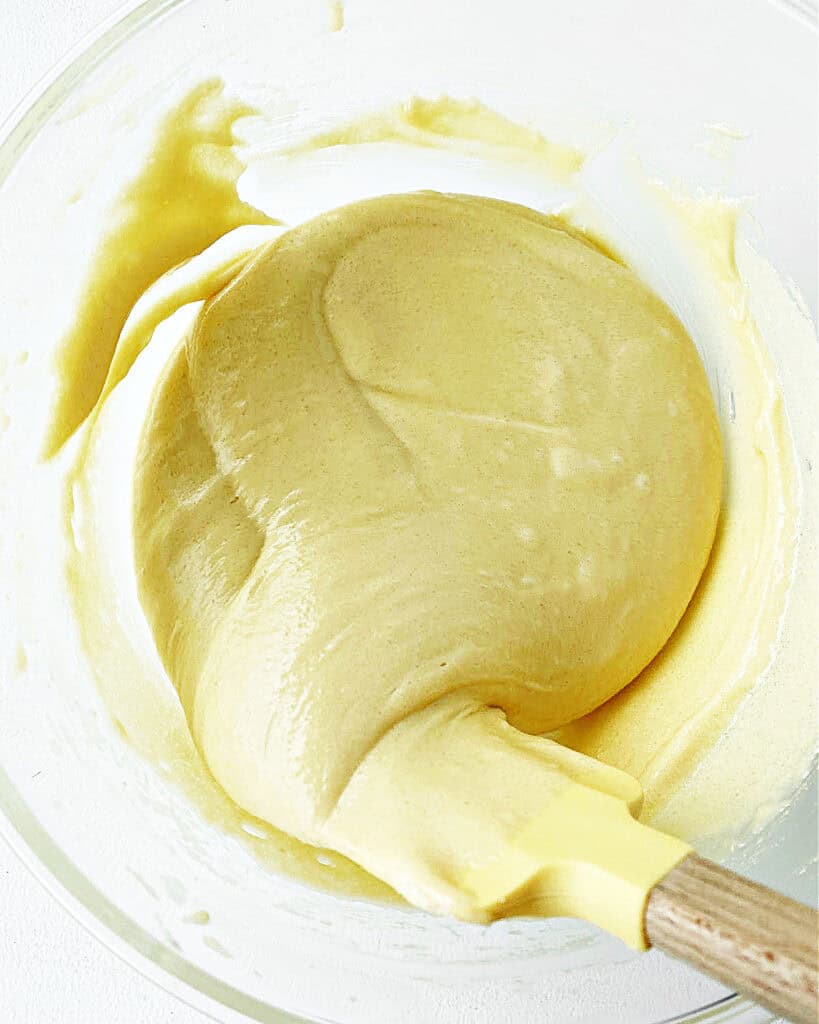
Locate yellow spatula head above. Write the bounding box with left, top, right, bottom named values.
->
left=462, top=777, right=690, bottom=949
left=324, top=699, right=689, bottom=946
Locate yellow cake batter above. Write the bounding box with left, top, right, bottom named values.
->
left=130, top=191, right=720, bottom=916
left=54, top=84, right=807, bottom=922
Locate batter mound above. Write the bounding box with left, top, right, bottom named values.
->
left=132, top=192, right=721, bottom=916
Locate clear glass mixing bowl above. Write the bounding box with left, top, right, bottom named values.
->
left=0, top=1, right=815, bottom=1021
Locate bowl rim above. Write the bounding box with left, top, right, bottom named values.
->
left=0, top=0, right=798, bottom=1021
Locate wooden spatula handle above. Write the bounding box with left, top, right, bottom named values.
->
left=645, top=853, right=818, bottom=1024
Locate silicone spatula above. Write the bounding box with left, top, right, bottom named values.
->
left=459, top=744, right=818, bottom=1024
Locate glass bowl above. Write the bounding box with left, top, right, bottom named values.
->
left=0, top=1, right=815, bottom=1021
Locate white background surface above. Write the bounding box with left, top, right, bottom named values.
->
left=1, top=10, right=209, bottom=1024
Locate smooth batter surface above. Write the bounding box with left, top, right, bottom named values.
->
left=131, top=191, right=720, bottom=917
